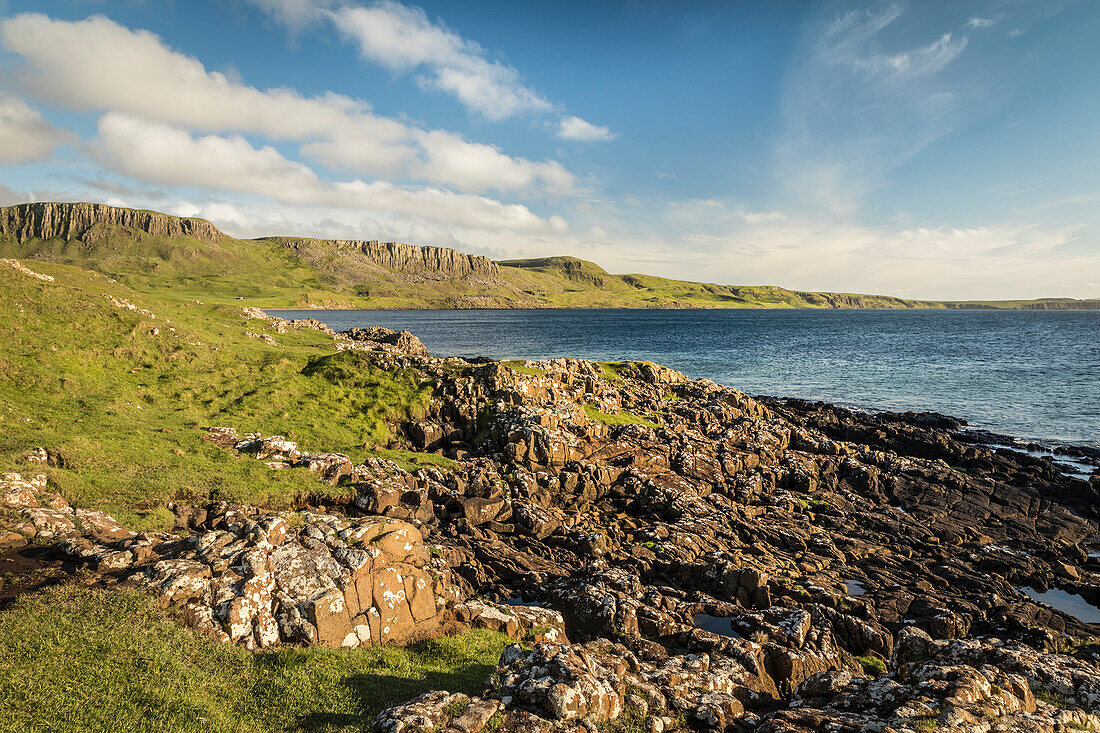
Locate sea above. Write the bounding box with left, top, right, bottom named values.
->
left=269, top=309, right=1099, bottom=449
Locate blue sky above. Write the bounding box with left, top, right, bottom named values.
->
left=0, top=0, right=1097, bottom=299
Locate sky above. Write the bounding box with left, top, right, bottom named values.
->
left=0, top=0, right=1097, bottom=300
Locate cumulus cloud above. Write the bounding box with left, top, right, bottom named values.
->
left=95, top=113, right=552, bottom=232
left=0, top=92, right=70, bottom=163
left=408, top=130, right=574, bottom=194
left=557, top=116, right=617, bottom=142
left=0, top=12, right=570, bottom=194
left=330, top=2, right=551, bottom=120
left=247, top=2, right=613, bottom=136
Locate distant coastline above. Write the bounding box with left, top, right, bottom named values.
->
left=2, top=201, right=1098, bottom=311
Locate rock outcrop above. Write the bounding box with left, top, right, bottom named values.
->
left=0, top=202, right=224, bottom=242
left=341, top=326, right=429, bottom=356
left=5, top=336, right=1100, bottom=732
left=2, top=257, right=54, bottom=282
left=62, top=502, right=448, bottom=649
left=272, top=237, right=499, bottom=279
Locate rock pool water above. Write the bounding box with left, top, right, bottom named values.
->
left=1021, top=587, right=1100, bottom=623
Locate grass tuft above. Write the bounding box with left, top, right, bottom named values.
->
left=583, top=404, right=658, bottom=428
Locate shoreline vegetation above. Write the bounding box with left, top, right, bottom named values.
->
left=1, top=202, right=1100, bottom=732
left=2, top=201, right=1097, bottom=311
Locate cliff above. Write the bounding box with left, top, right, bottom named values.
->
left=0, top=202, right=224, bottom=243
left=271, top=237, right=499, bottom=278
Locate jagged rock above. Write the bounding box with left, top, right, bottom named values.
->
left=234, top=434, right=300, bottom=462
left=343, top=327, right=429, bottom=356
left=296, top=453, right=353, bottom=484
left=56, top=507, right=447, bottom=649
left=491, top=642, right=626, bottom=722
left=279, top=237, right=498, bottom=278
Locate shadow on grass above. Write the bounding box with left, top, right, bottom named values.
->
left=246, top=643, right=500, bottom=733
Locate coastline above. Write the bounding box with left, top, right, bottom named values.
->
left=266, top=306, right=1100, bottom=450
left=2, top=258, right=1100, bottom=731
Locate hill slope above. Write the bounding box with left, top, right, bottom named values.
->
left=2, top=201, right=1097, bottom=309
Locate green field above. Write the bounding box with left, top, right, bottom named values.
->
left=0, top=260, right=434, bottom=531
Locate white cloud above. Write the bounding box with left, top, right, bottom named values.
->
left=557, top=116, right=617, bottom=142
left=0, top=92, right=70, bottom=163
left=331, top=2, right=551, bottom=120
left=967, top=16, right=997, bottom=29
left=245, top=0, right=333, bottom=29
left=409, top=130, right=573, bottom=194
left=249, top=2, right=613, bottom=135
left=778, top=3, right=977, bottom=216
left=95, top=113, right=551, bottom=232
left=738, top=209, right=785, bottom=223
left=0, top=13, right=413, bottom=165
left=672, top=212, right=1095, bottom=300
left=0, top=12, right=571, bottom=194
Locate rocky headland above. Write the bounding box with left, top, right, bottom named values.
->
left=3, top=304, right=1100, bottom=733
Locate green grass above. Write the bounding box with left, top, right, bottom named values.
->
left=0, top=263, right=435, bottom=528
left=1035, top=689, right=1074, bottom=709
left=597, top=362, right=626, bottom=383
left=583, top=404, right=658, bottom=428
left=853, top=654, right=887, bottom=677
left=0, top=585, right=510, bottom=733
left=501, top=360, right=550, bottom=377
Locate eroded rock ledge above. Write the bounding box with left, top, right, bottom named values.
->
left=0, top=202, right=224, bottom=242
left=3, top=331, right=1100, bottom=733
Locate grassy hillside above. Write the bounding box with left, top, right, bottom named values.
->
left=502, top=257, right=945, bottom=308
left=2, top=202, right=1097, bottom=309
left=0, top=259, right=438, bottom=530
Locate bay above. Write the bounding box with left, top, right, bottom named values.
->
left=269, top=309, right=1100, bottom=447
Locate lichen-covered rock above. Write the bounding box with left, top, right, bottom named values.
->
left=342, top=327, right=429, bottom=356
left=491, top=643, right=626, bottom=722
left=0, top=472, right=133, bottom=545
left=56, top=505, right=446, bottom=649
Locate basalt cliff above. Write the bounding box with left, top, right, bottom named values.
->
left=3, top=295, right=1100, bottom=733
left=0, top=201, right=225, bottom=243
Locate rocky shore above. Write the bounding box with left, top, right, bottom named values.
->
left=3, top=312, right=1100, bottom=733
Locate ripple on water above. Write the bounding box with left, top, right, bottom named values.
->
left=1021, top=587, right=1100, bottom=624
left=844, top=580, right=866, bottom=596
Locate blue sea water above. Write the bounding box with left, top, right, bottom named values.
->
left=269, top=309, right=1100, bottom=447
